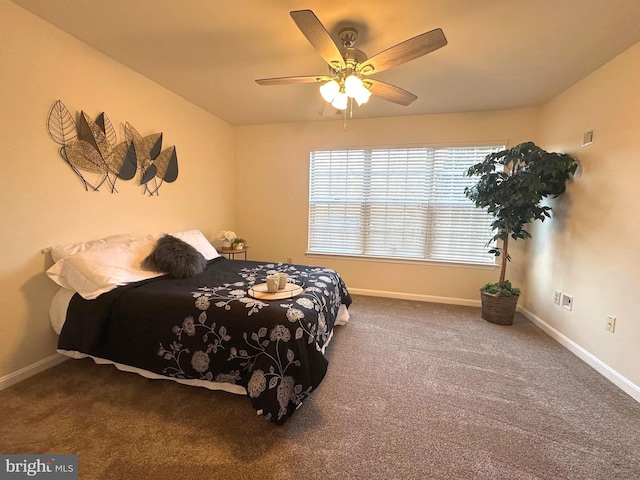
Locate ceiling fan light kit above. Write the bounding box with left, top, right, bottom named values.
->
left=320, top=75, right=371, bottom=110
left=255, top=10, right=447, bottom=116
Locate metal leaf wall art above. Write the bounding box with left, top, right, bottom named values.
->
left=47, top=100, right=179, bottom=195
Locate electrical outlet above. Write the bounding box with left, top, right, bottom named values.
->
left=606, top=315, right=616, bottom=333
left=553, top=290, right=562, bottom=305
left=561, top=293, right=573, bottom=311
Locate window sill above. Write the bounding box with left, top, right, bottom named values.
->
left=305, top=251, right=498, bottom=270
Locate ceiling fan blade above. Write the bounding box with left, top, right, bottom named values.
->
left=290, top=10, right=346, bottom=71
left=365, top=79, right=418, bottom=106
left=359, top=28, right=447, bottom=75
left=256, top=75, right=331, bottom=86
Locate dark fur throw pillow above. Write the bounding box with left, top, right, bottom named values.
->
left=142, top=234, right=206, bottom=278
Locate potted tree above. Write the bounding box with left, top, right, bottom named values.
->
left=464, top=141, right=578, bottom=325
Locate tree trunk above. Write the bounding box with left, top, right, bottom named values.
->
left=499, top=234, right=509, bottom=286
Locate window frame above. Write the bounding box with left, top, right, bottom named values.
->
left=306, top=143, right=505, bottom=267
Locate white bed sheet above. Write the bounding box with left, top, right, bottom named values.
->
left=49, top=287, right=76, bottom=335
left=57, top=349, right=249, bottom=395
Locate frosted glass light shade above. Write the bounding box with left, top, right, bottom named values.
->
left=320, top=80, right=340, bottom=102
left=344, top=74, right=371, bottom=105
left=344, top=75, right=364, bottom=96
left=354, top=88, right=371, bottom=105
left=331, top=91, right=349, bottom=110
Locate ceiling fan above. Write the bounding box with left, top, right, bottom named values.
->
left=255, top=9, right=447, bottom=111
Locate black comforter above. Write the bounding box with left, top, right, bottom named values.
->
left=58, top=258, right=352, bottom=424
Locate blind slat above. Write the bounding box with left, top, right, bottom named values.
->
left=308, top=146, right=503, bottom=264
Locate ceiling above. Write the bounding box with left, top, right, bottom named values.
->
left=12, top=0, right=640, bottom=126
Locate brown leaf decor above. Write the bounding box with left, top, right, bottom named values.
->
left=46, top=100, right=179, bottom=194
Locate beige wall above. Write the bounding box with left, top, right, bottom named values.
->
left=0, top=1, right=236, bottom=378
left=526, top=42, right=640, bottom=388
left=235, top=109, right=539, bottom=302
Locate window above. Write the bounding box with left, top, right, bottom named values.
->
left=307, top=145, right=503, bottom=265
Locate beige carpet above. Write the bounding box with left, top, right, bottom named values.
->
left=2, top=295, right=639, bottom=479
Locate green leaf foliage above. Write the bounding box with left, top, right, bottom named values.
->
left=481, top=281, right=521, bottom=297
left=464, top=141, right=578, bottom=288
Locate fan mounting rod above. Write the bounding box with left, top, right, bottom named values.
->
left=339, top=28, right=358, bottom=47
left=336, top=27, right=367, bottom=70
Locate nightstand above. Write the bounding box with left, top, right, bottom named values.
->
left=219, top=248, right=248, bottom=260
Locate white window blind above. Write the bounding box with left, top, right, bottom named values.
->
left=308, top=145, right=503, bottom=265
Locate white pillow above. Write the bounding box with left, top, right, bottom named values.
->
left=50, top=233, right=133, bottom=263
left=166, top=229, right=220, bottom=261
left=46, top=229, right=219, bottom=300
left=46, top=237, right=162, bottom=299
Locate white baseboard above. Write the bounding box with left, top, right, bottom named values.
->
left=0, top=354, right=68, bottom=391
left=349, top=288, right=482, bottom=307
left=516, top=307, right=640, bottom=403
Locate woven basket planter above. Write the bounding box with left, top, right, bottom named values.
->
left=480, top=290, right=519, bottom=325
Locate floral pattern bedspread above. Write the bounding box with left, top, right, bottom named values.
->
left=58, top=258, right=352, bottom=424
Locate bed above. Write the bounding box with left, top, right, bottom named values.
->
left=46, top=230, right=352, bottom=424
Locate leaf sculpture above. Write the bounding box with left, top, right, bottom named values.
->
left=46, top=100, right=179, bottom=194
left=124, top=122, right=162, bottom=186
left=143, top=146, right=179, bottom=195
left=65, top=112, right=113, bottom=190
left=111, top=140, right=137, bottom=180
left=63, top=140, right=108, bottom=173
left=47, top=100, right=77, bottom=145
left=155, top=146, right=178, bottom=182
left=96, top=112, right=117, bottom=149
left=78, top=112, right=112, bottom=161
left=47, top=101, right=103, bottom=191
